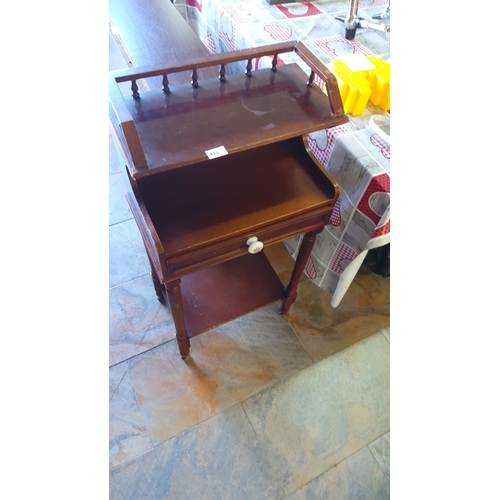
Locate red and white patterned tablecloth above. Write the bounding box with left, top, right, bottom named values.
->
left=178, top=0, right=390, bottom=307
left=287, top=127, right=390, bottom=306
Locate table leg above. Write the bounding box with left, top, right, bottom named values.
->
left=165, top=279, right=191, bottom=359
left=147, top=254, right=167, bottom=305
left=280, top=229, right=320, bottom=316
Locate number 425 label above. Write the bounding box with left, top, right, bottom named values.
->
left=205, top=145, right=229, bottom=159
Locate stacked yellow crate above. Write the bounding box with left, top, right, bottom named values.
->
left=366, top=55, right=390, bottom=111
left=330, top=54, right=390, bottom=115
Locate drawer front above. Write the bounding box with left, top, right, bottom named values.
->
left=166, top=208, right=331, bottom=278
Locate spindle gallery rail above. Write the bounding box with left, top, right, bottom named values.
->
left=109, top=41, right=345, bottom=118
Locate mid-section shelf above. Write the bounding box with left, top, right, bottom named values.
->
left=180, top=251, right=284, bottom=338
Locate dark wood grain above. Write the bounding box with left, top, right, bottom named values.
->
left=108, top=74, right=148, bottom=169
left=165, top=279, right=191, bottom=359
left=109, top=0, right=217, bottom=87
left=280, top=229, right=321, bottom=316
left=112, top=42, right=296, bottom=85
left=181, top=253, right=285, bottom=339
left=294, top=41, right=345, bottom=117
left=112, top=63, right=347, bottom=177
left=137, top=136, right=335, bottom=263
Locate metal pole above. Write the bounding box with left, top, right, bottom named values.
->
left=345, top=0, right=360, bottom=39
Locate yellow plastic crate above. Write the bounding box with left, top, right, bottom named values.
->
left=366, top=56, right=390, bottom=111
left=330, top=55, right=390, bottom=115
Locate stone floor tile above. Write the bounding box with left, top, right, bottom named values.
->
left=109, top=128, right=125, bottom=175
left=285, top=263, right=390, bottom=362
left=125, top=304, right=312, bottom=449
left=243, top=332, right=390, bottom=499
left=369, top=431, right=390, bottom=480
left=110, top=361, right=130, bottom=401
left=110, top=171, right=132, bottom=226
left=109, top=403, right=278, bottom=500
left=109, top=275, right=175, bottom=367
left=109, top=219, right=150, bottom=288
left=283, top=446, right=390, bottom=500
left=110, top=369, right=153, bottom=469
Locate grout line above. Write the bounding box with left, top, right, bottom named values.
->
left=367, top=445, right=390, bottom=482
left=285, top=313, right=315, bottom=365
left=241, top=401, right=259, bottom=438
left=108, top=216, right=135, bottom=229
left=380, top=327, right=390, bottom=344
left=109, top=277, right=175, bottom=368
left=109, top=400, right=243, bottom=472
left=367, top=431, right=390, bottom=481
left=109, top=272, right=151, bottom=291
left=284, top=465, right=338, bottom=499
left=287, top=430, right=390, bottom=498
left=108, top=216, right=134, bottom=228
left=109, top=337, right=175, bottom=370
left=109, top=358, right=131, bottom=402
left=128, top=366, right=156, bottom=453
left=368, top=429, right=390, bottom=446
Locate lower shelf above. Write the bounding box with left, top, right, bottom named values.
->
left=178, top=252, right=285, bottom=338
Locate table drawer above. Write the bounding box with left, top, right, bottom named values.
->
left=165, top=208, right=330, bottom=279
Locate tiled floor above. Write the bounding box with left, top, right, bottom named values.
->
left=109, top=128, right=390, bottom=499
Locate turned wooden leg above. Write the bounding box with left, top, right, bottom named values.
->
left=280, top=230, right=320, bottom=316
left=165, top=279, right=191, bottom=360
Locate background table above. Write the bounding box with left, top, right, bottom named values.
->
left=173, top=0, right=390, bottom=307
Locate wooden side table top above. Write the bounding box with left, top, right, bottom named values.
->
left=121, top=63, right=346, bottom=177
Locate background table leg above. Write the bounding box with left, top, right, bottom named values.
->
left=280, top=230, right=320, bottom=316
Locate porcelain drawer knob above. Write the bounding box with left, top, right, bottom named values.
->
left=246, top=236, right=264, bottom=254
